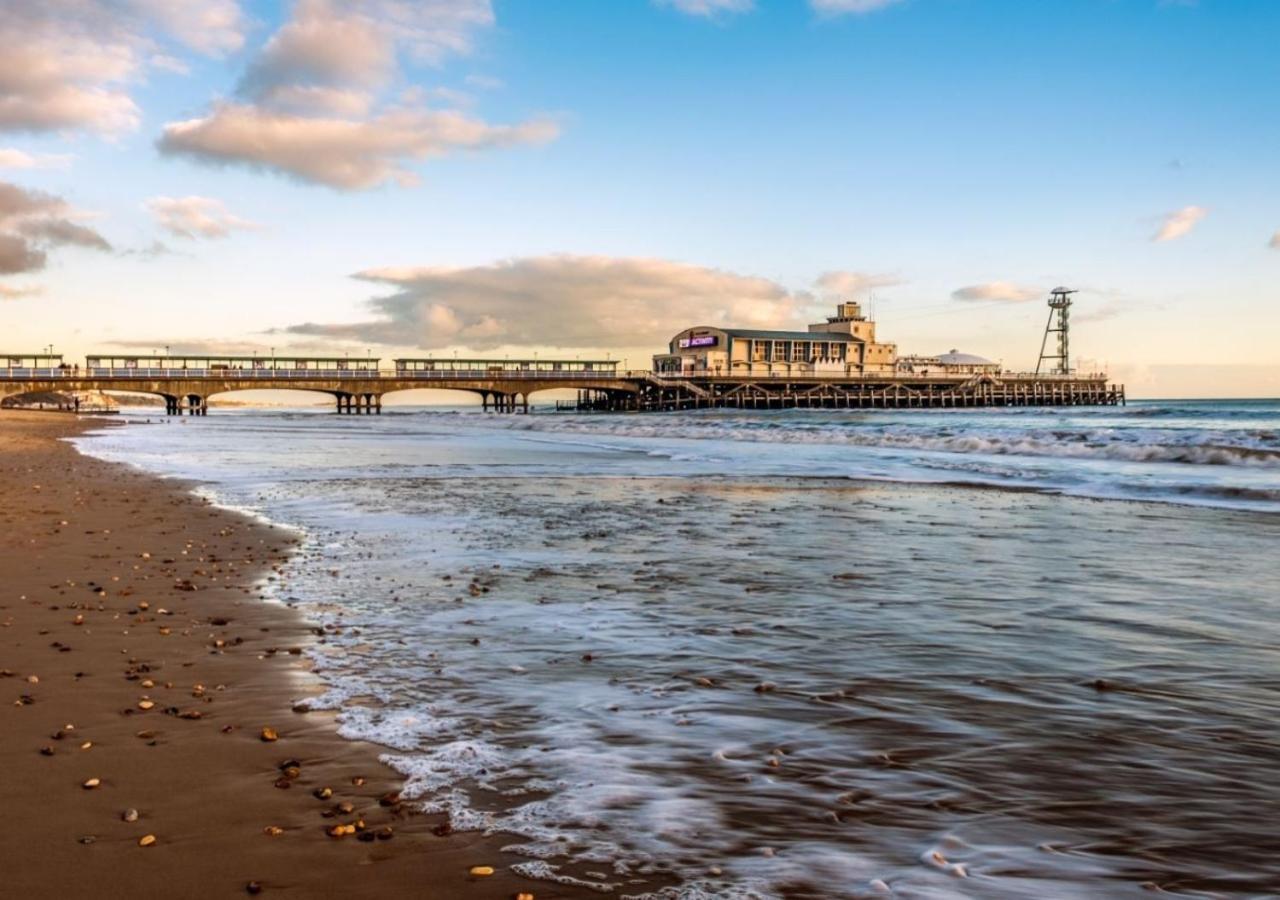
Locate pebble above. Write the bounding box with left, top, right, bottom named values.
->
left=260, top=727, right=279, bottom=742
left=138, top=834, right=157, bottom=848
left=82, top=777, right=101, bottom=790
left=137, top=700, right=155, bottom=710
left=263, top=826, right=284, bottom=836
left=754, top=681, right=777, bottom=693
left=122, top=808, right=139, bottom=823
left=312, top=787, right=332, bottom=800
left=468, top=866, right=494, bottom=877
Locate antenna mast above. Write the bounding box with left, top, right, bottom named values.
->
left=1036, top=287, right=1076, bottom=375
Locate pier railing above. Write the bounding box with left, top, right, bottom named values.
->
left=1, top=367, right=1109, bottom=382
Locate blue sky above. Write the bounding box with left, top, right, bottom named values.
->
left=1, top=0, right=1278, bottom=395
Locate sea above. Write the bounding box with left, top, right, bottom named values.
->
left=75, top=399, right=1280, bottom=898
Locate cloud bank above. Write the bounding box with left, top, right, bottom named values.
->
left=283, top=255, right=833, bottom=350
left=159, top=0, right=558, bottom=189
left=1152, top=205, right=1207, bottom=242
left=146, top=195, right=259, bottom=239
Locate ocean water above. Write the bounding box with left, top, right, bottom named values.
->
left=75, top=400, right=1280, bottom=898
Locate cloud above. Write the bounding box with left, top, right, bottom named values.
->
left=158, top=0, right=557, bottom=189
left=145, top=195, right=260, bottom=239
left=810, top=0, right=904, bottom=15
left=284, top=255, right=815, bottom=350
left=1152, top=205, right=1207, bottom=242
left=951, top=281, right=1041, bottom=303
left=0, top=148, right=73, bottom=169
left=814, top=270, right=904, bottom=296
left=657, top=0, right=754, bottom=16
left=1269, top=230, right=1280, bottom=250
left=0, top=1, right=246, bottom=136
left=159, top=103, right=558, bottom=190
left=0, top=180, right=111, bottom=276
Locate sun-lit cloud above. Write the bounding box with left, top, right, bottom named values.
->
left=1152, top=205, right=1207, bottom=242
left=810, top=0, right=904, bottom=16
left=159, top=104, right=558, bottom=190
left=0, top=180, right=111, bottom=277
left=951, top=281, right=1041, bottom=303
left=657, top=0, right=754, bottom=16
left=145, top=195, right=260, bottom=240
left=283, top=255, right=817, bottom=350
left=157, top=0, right=553, bottom=190
left=0, top=1, right=245, bottom=137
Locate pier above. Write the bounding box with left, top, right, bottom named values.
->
left=1, top=354, right=1123, bottom=415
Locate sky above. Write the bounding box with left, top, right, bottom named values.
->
left=1, top=0, right=1278, bottom=398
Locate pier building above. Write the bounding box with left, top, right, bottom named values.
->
left=653, top=302, right=897, bottom=376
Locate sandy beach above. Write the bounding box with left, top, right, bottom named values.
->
left=0, top=411, right=572, bottom=899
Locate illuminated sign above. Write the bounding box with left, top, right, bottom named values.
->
left=679, top=335, right=718, bottom=349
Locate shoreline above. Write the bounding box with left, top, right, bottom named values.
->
left=0, top=411, right=586, bottom=899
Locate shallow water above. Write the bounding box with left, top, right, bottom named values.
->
left=76, top=402, right=1280, bottom=897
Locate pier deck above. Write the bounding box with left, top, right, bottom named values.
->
left=1, top=368, right=1124, bottom=415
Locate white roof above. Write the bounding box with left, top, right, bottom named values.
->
left=937, top=349, right=995, bottom=366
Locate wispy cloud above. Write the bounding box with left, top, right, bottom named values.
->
left=951, top=281, right=1040, bottom=303
left=810, top=0, right=904, bottom=16
left=814, top=270, right=904, bottom=297
left=0, top=282, right=42, bottom=300
left=145, top=195, right=260, bottom=239
left=656, top=0, right=753, bottom=16
left=158, top=0, right=558, bottom=190
left=1152, top=205, right=1207, bottom=242
left=0, top=148, right=73, bottom=170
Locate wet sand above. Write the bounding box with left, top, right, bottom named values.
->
left=0, top=412, right=572, bottom=899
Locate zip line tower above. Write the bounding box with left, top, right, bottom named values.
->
left=1036, top=287, right=1076, bottom=375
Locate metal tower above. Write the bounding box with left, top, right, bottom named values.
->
left=1036, top=287, right=1076, bottom=375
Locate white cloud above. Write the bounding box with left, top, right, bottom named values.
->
left=0, top=1, right=246, bottom=136
left=1152, top=205, right=1207, bottom=242
left=810, top=0, right=904, bottom=16
left=0, top=148, right=73, bottom=169
left=951, top=281, right=1041, bottom=303
left=159, top=0, right=556, bottom=189
left=145, top=195, right=259, bottom=240
left=284, top=255, right=814, bottom=350
left=0, top=180, right=111, bottom=277
left=657, top=0, right=753, bottom=16
left=159, top=103, right=558, bottom=190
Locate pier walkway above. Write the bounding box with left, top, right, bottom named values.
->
left=0, top=359, right=1124, bottom=414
